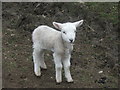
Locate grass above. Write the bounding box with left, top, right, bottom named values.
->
left=85, top=2, right=118, bottom=25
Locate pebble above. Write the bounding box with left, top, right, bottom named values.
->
left=50, top=77, right=53, bottom=79
left=98, top=71, right=103, bottom=74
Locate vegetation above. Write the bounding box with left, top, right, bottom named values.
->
left=85, top=2, right=118, bottom=25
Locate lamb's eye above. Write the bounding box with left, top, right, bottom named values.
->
left=63, top=31, right=66, bottom=34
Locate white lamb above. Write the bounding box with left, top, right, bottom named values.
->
left=32, top=20, right=83, bottom=83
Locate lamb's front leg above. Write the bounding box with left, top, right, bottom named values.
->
left=63, top=54, right=73, bottom=83
left=53, top=53, right=62, bottom=83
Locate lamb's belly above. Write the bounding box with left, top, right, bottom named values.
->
left=42, top=46, right=54, bottom=51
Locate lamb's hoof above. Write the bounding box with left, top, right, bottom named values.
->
left=40, top=65, right=47, bottom=70
left=56, top=80, right=62, bottom=84
left=56, top=81, right=62, bottom=85
left=35, top=71, right=41, bottom=77
left=67, top=79, right=74, bottom=83
left=41, top=66, right=47, bottom=70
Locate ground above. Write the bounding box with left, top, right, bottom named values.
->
left=2, top=2, right=119, bottom=88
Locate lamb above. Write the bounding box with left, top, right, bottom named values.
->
left=32, top=20, right=84, bottom=83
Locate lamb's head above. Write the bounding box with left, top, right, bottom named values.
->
left=53, top=20, right=84, bottom=43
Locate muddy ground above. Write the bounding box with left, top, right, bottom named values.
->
left=2, top=2, right=119, bottom=88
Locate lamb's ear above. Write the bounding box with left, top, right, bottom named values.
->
left=53, top=22, right=63, bottom=30
left=73, top=20, right=84, bottom=28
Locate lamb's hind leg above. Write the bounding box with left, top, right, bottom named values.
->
left=33, top=48, right=42, bottom=76
left=39, top=51, right=47, bottom=69
left=33, top=49, right=47, bottom=76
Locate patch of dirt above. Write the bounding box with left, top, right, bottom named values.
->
left=2, top=2, right=119, bottom=88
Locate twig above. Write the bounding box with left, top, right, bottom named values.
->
left=85, top=23, right=95, bottom=32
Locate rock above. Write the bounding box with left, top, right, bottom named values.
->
left=97, top=76, right=107, bottom=84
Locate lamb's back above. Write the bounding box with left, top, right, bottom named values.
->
left=32, top=25, right=62, bottom=50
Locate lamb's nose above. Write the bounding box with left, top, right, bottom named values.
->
left=69, top=39, right=73, bottom=43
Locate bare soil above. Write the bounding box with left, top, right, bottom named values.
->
left=2, top=2, right=119, bottom=88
